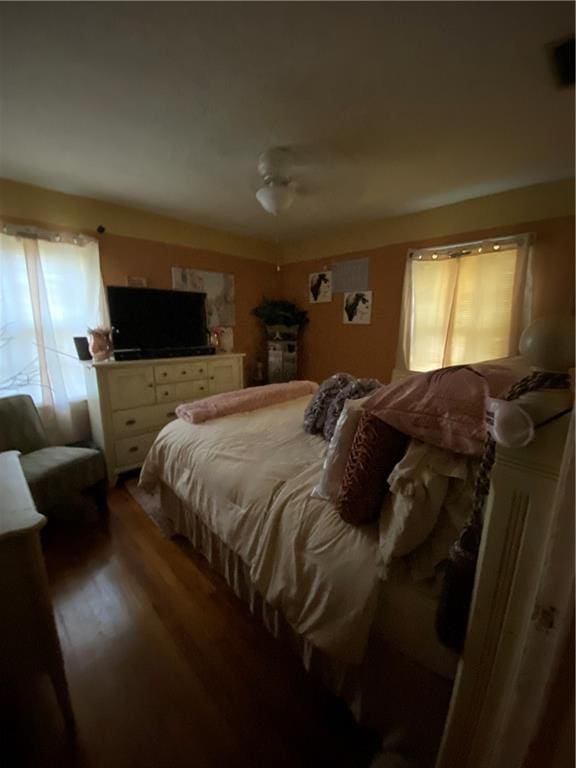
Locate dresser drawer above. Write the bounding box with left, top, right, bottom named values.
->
left=207, top=357, right=242, bottom=395
left=156, top=380, right=208, bottom=403
left=108, top=366, right=156, bottom=410
left=154, top=402, right=181, bottom=425
left=114, top=432, right=156, bottom=468
left=154, top=361, right=209, bottom=384
left=112, top=402, right=183, bottom=437
left=111, top=405, right=158, bottom=437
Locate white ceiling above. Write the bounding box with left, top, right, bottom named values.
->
left=0, top=2, right=573, bottom=241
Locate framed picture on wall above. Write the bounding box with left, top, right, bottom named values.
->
left=309, top=271, right=332, bottom=303
left=171, top=267, right=235, bottom=328
left=343, top=290, right=372, bottom=324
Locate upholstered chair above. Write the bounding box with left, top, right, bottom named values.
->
left=0, top=395, right=107, bottom=516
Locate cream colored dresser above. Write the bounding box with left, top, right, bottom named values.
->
left=85, top=353, right=245, bottom=483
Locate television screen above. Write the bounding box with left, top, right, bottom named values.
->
left=107, top=286, right=208, bottom=353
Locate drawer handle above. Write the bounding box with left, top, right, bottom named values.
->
left=125, top=419, right=136, bottom=426
left=128, top=446, right=138, bottom=453
left=198, top=368, right=204, bottom=373
left=181, top=370, right=186, bottom=375
left=210, top=376, right=215, bottom=380
left=148, top=384, right=154, bottom=388
left=166, top=411, right=176, bottom=417
left=162, top=372, right=167, bottom=377
left=164, top=391, right=169, bottom=396
left=199, top=386, right=205, bottom=391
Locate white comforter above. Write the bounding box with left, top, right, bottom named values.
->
left=140, top=396, right=380, bottom=664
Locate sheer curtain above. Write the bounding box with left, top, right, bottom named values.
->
left=0, top=225, right=106, bottom=443
left=396, top=234, right=532, bottom=373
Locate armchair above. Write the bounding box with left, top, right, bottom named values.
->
left=0, top=395, right=107, bottom=516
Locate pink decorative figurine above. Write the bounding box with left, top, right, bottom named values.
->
left=88, top=326, right=113, bottom=362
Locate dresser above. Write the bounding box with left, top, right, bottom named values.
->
left=85, top=353, right=245, bottom=483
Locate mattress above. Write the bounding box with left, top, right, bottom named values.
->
left=140, top=395, right=456, bottom=675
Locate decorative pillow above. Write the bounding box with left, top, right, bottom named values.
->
left=303, top=372, right=354, bottom=435
left=406, top=467, right=476, bottom=582
left=322, top=378, right=383, bottom=442
left=364, top=365, right=520, bottom=456
left=337, top=412, right=408, bottom=526
left=377, top=440, right=478, bottom=580
left=311, top=397, right=369, bottom=501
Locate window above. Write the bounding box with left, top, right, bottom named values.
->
left=398, top=235, right=531, bottom=372
left=0, top=226, right=105, bottom=440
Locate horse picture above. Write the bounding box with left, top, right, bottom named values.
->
left=343, top=291, right=372, bottom=324
left=309, top=271, right=332, bottom=303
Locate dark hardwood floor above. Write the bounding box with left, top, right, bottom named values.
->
left=3, top=486, right=379, bottom=768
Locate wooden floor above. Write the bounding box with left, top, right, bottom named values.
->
left=4, top=487, right=379, bottom=768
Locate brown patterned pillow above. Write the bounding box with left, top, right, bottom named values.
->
left=337, top=412, right=408, bottom=526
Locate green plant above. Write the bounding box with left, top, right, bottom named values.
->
left=251, top=297, right=308, bottom=327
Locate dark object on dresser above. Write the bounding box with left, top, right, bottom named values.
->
left=0, top=395, right=107, bottom=516
left=113, top=345, right=216, bottom=361
left=107, top=286, right=210, bottom=360
left=73, top=336, right=92, bottom=361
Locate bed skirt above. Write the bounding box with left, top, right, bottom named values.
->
left=160, top=484, right=360, bottom=705
left=159, top=482, right=453, bottom=751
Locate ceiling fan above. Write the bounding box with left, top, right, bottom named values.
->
left=253, top=142, right=379, bottom=217
left=255, top=146, right=299, bottom=216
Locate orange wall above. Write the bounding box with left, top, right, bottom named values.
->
left=100, top=233, right=279, bottom=382
left=280, top=216, right=575, bottom=384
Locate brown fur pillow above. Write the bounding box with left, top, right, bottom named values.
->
left=337, top=412, right=408, bottom=526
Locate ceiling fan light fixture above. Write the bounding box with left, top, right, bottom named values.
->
left=255, top=178, right=296, bottom=216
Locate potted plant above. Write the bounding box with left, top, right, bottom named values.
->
left=251, top=298, right=309, bottom=340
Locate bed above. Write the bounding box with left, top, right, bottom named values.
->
left=140, top=392, right=462, bottom=754
left=139, top=364, right=573, bottom=764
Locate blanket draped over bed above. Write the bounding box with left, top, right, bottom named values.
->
left=176, top=380, right=318, bottom=424
left=140, top=396, right=380, bottom=664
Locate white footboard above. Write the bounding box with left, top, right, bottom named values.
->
left=437, top=387, right=573, bottom=768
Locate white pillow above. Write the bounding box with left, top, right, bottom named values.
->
left=311, top=396, right=369, bottom=501
left=378, top=440, right=476, bottom=580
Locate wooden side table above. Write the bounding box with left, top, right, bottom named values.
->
left=0, top=450, right=75, bottom=733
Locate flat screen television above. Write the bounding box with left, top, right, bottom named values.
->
left=107, top=286, right=212, bottom=359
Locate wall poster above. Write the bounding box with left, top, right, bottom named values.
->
left=171, top=267, right=235, bottom=329
left=343, top=290, right=372, bottom=324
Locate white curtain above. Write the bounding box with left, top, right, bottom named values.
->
left=396, top=235, right=532, bottom=373
left=0, top=226, right=106, bottom=443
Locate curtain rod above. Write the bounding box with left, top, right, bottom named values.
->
left=0, top=220, right=98, bottom=246
left=408, top=232, right=533, bottom=260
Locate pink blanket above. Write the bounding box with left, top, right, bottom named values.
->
left=365, top=365, right=520, bottom=456
left=176, top=380, right=319, bottom=424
